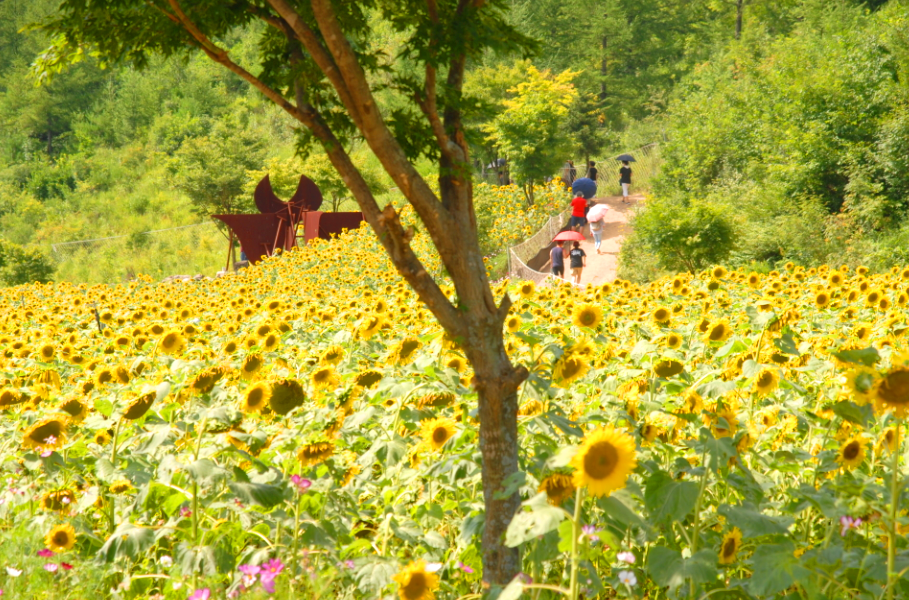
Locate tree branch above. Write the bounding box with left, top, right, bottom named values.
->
left=162, top=0, right=464, bottom=337
left=307, top=0, right=451, bottom=231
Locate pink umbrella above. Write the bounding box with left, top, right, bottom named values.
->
left=586, top=203, right=610, bottom=222
left=553, top=230, right=585, bottom=242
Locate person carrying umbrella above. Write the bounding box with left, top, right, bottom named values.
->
left=618, top=156, right=633, bottom=203
left=586, top=203, right=610, bottom=254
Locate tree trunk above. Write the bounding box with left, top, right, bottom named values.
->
left=468, top=342, right=523, bottom=584
left=735, top=0, right=743, bottom=40
left=600, top=13, right=608, bottom=101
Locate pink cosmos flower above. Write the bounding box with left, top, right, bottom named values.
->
left=289, top=475, right=312, bottom=492
left=188, top=589, right=211, bottom=600
left=43, top=564, right=58, bottom=573
left=37, top=549, right=54, bottom=558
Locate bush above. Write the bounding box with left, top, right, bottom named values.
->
left=0, top=239, right=54, bottom=286
left=624, top=196, right=736, bottom=275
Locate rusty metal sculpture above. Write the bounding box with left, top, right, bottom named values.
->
left=213, top=174, right=364, bottom=267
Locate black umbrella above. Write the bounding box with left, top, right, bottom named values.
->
left=616, top=153, right=636, bottom=162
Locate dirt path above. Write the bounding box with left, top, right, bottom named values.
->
left=563, top=194, right=642, bottom=285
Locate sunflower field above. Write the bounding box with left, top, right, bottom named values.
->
left=2, top=215, right=909, bottom=600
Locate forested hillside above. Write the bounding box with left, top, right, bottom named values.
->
left=0, top=0, right=903, bottom=284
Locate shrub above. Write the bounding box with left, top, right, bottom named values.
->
left=0, top=239, right=54, bottom=286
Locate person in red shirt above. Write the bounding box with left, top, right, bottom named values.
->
left=569, top=193, right=589, bottom=232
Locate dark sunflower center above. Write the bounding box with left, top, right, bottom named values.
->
left=843, top=442, right=860, bottom=460
left=401, top=341, right=420, bottom=358
left=758, top=373, right=773, bottom=387
left=403, top=572, right=427, bottom=600
left=433, top=427, right=449, bottom=444
left=708, top=325, right=725, bottom=341
left=248, top=389, right=264, bottom=407
left=722, top=537, right=736, bottom=558
left=879, top=370, right=909, bottom=405
left=561, top=359, right=582, bottom=379
left=579, top=310, right=596, bottom=326
left=53, top=531, right=69, bottom=546
left=583, top=441, right=619, bottom=480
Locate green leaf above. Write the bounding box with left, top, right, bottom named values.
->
left=355, top=561, right=397, bottom=594
left=228, top=481, right=284, bottom=508
left=746, top=306, right=778, bottom=330
left=773, top=331, right=800, bottom=356
left=748, top=541, right=811, bottom=596
left=646, top=546, right=718, bottom=591
left=505, top=492, right=566, bottom=547
left=832, top=400, right=873, bottom=427
left=644, top=470, right=699, bottom=523
left=557, top=519, right=574, bottom=553
left=717, top=503, right=793, bottom=537
left=497, top=576, right=525, bottom=600
left=424, top=530, right=448, bottom=549
left=831, top=346, right=880, bottom=367
left=97, top=522, right=155, bottom=562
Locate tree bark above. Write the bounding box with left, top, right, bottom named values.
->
left=736, top=0, right=744, bottom=40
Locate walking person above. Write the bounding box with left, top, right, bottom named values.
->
left=550, top=241, right=566, bottom=279
left=587, top=160, right=598, bottom=182
left=589, top=216, right=604, bottom=254
left=620, top=160, right=632, bottom=203
left=569, top=192, right=588, bottom=232
left=569, top=241, right=586, bottom=285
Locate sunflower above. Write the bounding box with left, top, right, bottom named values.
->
left=539, top=473, right=575, bottom=506
left=94, top=368, right=114, bottom=387
left=572, top=304, right=603, bottom=329
left=444, top=356, right=467, bottom=373
left=719, top=528, right=742, bottom=565
left=505, top=315, right=522, bottom=333
left=40, top=489, right=76, bottom=512
left=58, top=398, right=89, bottom=423
left=703, top=319, right=732, bottom=343
left=416, top=392, right=456, bottom=410
left=710, top=404, right=739, bottom=438
left=157, top=330, right=186, bottom=356
left=665, top=333, right=683, bottom=349
left=814, top=291, right=831, bottom=308
left=873, top=362, right=909, bottom=418
left=109, top=479, right=134, bottom=494
left=189, top=366, right=226, bottom=395
left=654, top=359, right=684, bottom=378
left=878, top=427, right=899, bottom=454
left=311, top=365, right=340, bottom=390
left=122, top=391, right=156, bottom=420
left=354, top=369, right=384, bottom=389
left=44, top=523, right=76, bottom=553
left=269, top=378, right=307, bottom=415
left=240, top=382, right=271, bottom=414
left=93, top=429, right=113, bottom=445
left=845, top=366, right=876, bottom=406
left=553, top=355, right=588, bottom=386
left=421, top=417, right=457, bottom=451
left=651, top=307, right=671, bottom=326
left=753, top=368, right=780, bottom=396
left=358, top=314, right=385, bottom=339
left=837, top=436, right=867, bottom=469
left=320, top=345, right=345, bottom=366
left=261, top=333, right=280, bottom=352
left=240, top=353, right=264, bottom=380
left=391, top=337, right=422, bottom=366
left=571, top=426, right=637, bottom=497
left=38, top=343, right=55, bottom=362
left=393, top=559, right=439, bottom=600
left=298, top=441, right=335, bottom=467
left=23, top=417, right=66, bottom=449
left=519, top=281, right=536, bottom=298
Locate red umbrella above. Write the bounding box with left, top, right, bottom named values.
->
left=553, top=230, right=585, bottom=242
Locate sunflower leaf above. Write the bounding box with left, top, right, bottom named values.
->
left=355, top=561, right=397, bottom=593
left=717, top=503, right=793, bottom=537
left=646, top=546, right=717, bottom=591
left=505, top=492, right=565, bottom=547
left=832, top=346, right=880, bottom=367
left=643, top=470, right=699, bottom=524
left=747, top=541, right=811, bottom=596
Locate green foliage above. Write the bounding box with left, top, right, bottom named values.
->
left=483, top=66, right=578, bottom=203
left=0, top=238, right=54, bottom=286
left=622, top=196, right=736, bottom=276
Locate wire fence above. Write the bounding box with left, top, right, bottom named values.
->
left=49, top=221, right=226, bottom=283
left=506, top=142, right=660, bottom=283
left=508, top=209, right=570, bottom=285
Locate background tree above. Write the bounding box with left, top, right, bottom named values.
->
left=38, top=0, right=535, bottom=586
left=483, top=66, right=577, bottom=203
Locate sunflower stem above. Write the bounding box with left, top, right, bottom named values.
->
left=689, top=450, right=710, bottom=599
left=886, top=419, right=901, bottom=600
left=568, top=486, right=585, bottom=600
